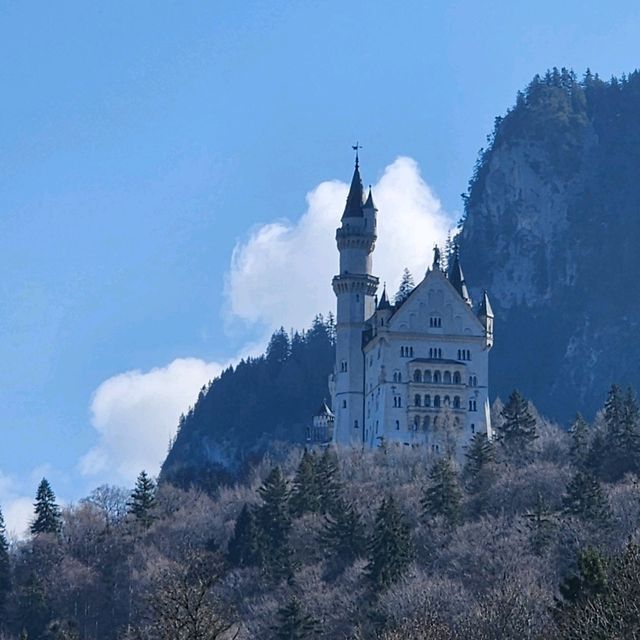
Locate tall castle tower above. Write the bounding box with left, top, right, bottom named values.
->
left=331, top=152, right=379, bottom=445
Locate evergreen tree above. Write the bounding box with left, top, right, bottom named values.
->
left=523, top=493, right=556, bottom=556
left=463, top=432, right=496, bottom=494
left=289, top=449, right=320, bottom=517
left=366, top=495, right=412, bottom=590
left=272, top=597, right=319, bottom=639
left=227, top=503, right=259, bottom=567
left=315, top=447, right=342, bottom=515
left=318, top=499, right=366, bottom=567
left=557, top=546, right=608, bottom=607
left=30, top=478, right=62, bottom=535
left=256, top=467, right=292, bottom=581
left=127, top=471, right=157, bottom=528
left=394, top=268, right=415, bottom=305
left=0, top=506, right=10, bottom=624
left=562, top=470, right=611, bottom=524
left=496, top=390, right=538, bottom=462
left=569, top=413, right=590, bottom=470
left=421, top=458, right=462, bottom=528
left=266, top=328, right=291, bottom=365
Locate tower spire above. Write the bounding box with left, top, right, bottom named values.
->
left=342, top=145, right=365, bottom=219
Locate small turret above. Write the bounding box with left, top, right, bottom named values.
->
left=376, top=284, right=393, bottom=329
left=478, top=290, right=494, bottom=349
left=342, top=160, right=365, bottom=219
left=448, top=249, right=472, bottom=306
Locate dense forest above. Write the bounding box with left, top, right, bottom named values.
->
left=459, top=68, right=640, bottom=422
left=3, top=386, right=640, bottom=638
left=161, top=315, right=336, bottom=489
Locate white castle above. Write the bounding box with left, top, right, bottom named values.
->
left=326, top=154, right=494, bottom=452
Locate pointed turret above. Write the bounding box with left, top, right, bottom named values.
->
left=342, top=161, right=365, bottom=219
left=478, top=289, right=494, bottom=349
left=377, top=285, right=391, bottom=310
left=363, top=186, right=377, bottom=211
left=448, top=251, right=472, bottom=306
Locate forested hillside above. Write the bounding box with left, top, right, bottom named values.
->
left=161, top=316, right=335, bottom=489
left=3, top=387, right=640, bottom=638
left=459, top=68, right=640, bottom=423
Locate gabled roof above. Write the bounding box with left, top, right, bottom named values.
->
left=389, top=267, right=485, bottom=333
left=342, top=163, right=365, bottom=219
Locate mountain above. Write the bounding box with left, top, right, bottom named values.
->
left=160, top=316, right=335, bottom=489
left=459, top=68, right=640, bottom=423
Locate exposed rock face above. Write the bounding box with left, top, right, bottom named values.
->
left=460, top=69, right=640, bottom=422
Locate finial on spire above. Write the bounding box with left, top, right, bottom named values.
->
left=352, top=142, right=362, bottom=169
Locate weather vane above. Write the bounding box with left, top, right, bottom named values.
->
left=352, top=142, right=362, bottom=167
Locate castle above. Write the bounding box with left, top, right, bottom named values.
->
left=326, top=154, right=494, bottom=452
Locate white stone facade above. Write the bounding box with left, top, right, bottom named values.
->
left=329, top=159, right=494, bottom=453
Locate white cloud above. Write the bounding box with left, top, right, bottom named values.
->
left=80, top=358, right=224, bottom=485
left=0, top=470, right=33, bottom=539
left=225, top=156, right=455, bottom=332
left=79, top=157, right=454, bottom=491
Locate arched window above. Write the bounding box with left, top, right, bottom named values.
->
left=414, top=370, right=422, bottom=382
left=395, top=420, right=400, bottom=430
left=424, top=370, right=432, bottom=383
left=453, top=371, right=461, bottom=384
left=414, top=394, right=422, bottom=407
left=434, top=395, right=441, bottom=408
left=413, top=415, right=420, bottom=430
left=434, top=371, right=441, bottom=383
left=423, top=415, right=430, bottom=429
left=424, top=394, right=431, bottom=407
left=444, top=371, right=452, bottom=384
left=453, top=396, right=461, bottom=409
left=444, top=395, right=450, bottom=406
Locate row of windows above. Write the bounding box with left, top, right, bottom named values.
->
left=429, top=347, right=443, bottom=359
left=414, top=394, right=462, bottom=409
left=400, top=346, right=414, bottom=357
left=413, top=369, right=463, bottom=384
left=458, top=349, right=472, bottom=361
left=429, top=316, right=442, bottom=328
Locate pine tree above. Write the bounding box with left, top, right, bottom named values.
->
left=523, top=493, right=556, bottom=556
left=496, top=390, right=538, bottom=462
left=315, top=447, right=342, bottom=515
left=394, top=268, right=415, bottom=305
left=318, top=500, right=366, bottom=567
left=366, top=495, right=412, bottom=590
left=463, top=432, right=496, bottom=494
left=562, top=470, right=611, bottom=524
left=272, top=597, right=319, bottom=639
left=256, top=467, right=292, bottom=581
left=557, top=546, right=608, bottom=607
left=421, top=458, right=462, bottom=528
left=127, top=471, right=157, bottom=528
left=227, top=503, right=259, bottom=567
left=569, top=414, right=590, bottom=470
left=289, top=449, right=320, bottom=517
left=30, top=478, right=62, bottom=535
left=0, top=506, right=11, bottom=623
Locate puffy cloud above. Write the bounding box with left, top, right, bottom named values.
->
left=80, top=358, right=224, bottom=484
left=225, top=156, right=455, bottom=332
left=0, top=471, right=33, bottom=538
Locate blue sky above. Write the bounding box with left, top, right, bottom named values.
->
left=1, top=0, right=639, bottom=533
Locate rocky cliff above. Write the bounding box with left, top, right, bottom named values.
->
left=460, top=68, right=640, bottom=422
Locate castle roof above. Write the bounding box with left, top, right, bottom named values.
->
left=363, top=187, right=377, bottom=211
left=479, top=289, right=494, bottom=318
left=315, top=401, right=334, bottom=418
left=448, top=252, right=472, bottom=306
left=377, top=285, right=391, bottom=310
left=342, top=161, right=365, bottom=219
